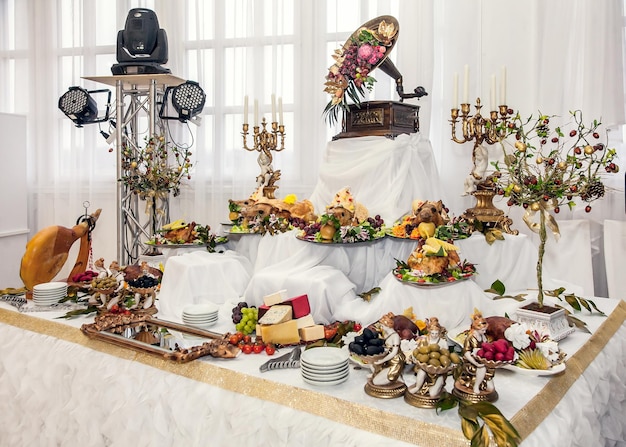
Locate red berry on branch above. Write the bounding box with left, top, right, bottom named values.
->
left=574, top=147, right=582, bottom=155
left=551, top=137, right=559, bottom=143
left=523, top=203, right=529, bottom=209
left=554, top=206, right=560, bottom=213
left=541, top=139, right=547, bottom=145
left=570, top=130, right=577, bottom=137
left=570, top=185, right=578, bottom=192
left=593, top=132, right=600, bottom=139
left=567, top=195, right=573, bottom=200
left=549, top=158, right=555, bottom=165
left=507, top=108, right=514, bottom=115
left=585, top=205, right=592, bottom=213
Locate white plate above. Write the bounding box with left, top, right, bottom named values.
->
left=182, top=303, right=219, bottom=315
left=300, top=359, right=349, bottom=373
left=182, top=314, right=218, bottom=321
left=301, top=347, right=349, bottom=367
left=33, top=282, right=68, bottom=292
left=33, top=289, right=67, bottom=295
left=301, top=369, right=349, bottom=382
left=301, top=374, right=349, bottom=387
left=502, top=362, right=566, bottom=376
left=184, top=321, right=217, bottom=329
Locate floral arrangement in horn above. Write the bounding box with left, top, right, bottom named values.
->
left=323, top=18, right=398, bottom=125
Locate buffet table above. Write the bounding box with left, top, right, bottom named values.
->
left=0, top=295, right=624, bottom=447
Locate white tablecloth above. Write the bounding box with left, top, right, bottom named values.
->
left=0, top=297, right=624, bottom=447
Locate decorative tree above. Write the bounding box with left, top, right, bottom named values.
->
left=492, top=110, right=619, bottom=306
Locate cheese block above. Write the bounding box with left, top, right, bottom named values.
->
left=299, top=325, right=325, bottom=342
left=281, top=294, right=311, bottom=319
left=258, top=305, right=292, bottom=325
left=263, top=289, right=288, bottom=306
left=295, top=313, right=316, bottom=329
left=257, top=304, right=271, bottom=320
left=260, top=320, right=300, bottom=345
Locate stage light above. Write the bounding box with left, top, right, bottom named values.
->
left=58, top=87, right=111, bottom=127
left=159, top=81, right=206, bottom=123
left=111, top=8, right=170, bottom=75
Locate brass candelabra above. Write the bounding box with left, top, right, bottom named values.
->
left=242, top=117, right=286, bottom=199
left=450, top=98, right=517, bottom=234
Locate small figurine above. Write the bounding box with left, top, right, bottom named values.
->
left=364, top=313, right=407, bottom=398
left=405, top=318, right=459, bottom=408
left=453, top=309, right=499, bottom=402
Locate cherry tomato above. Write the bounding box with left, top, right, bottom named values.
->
left=265, top=344, right=276, bottom=355
left=243, top=334, right=252, bottom=344
left=229, top=335, right=239, bottom=345
left=242, top=344, right=253, bottom=354
left=252, top=344, right=264, bottom=354
left=353, top=323, right=362, bottom=332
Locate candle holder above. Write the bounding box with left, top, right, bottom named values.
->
left=450, top=98, right=517, bottom=234
left=242, top=117, right=286, bottom=199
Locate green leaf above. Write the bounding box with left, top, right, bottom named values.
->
left=490, top=279, right=506, bottom=296
left=435, top=393, right=459, bottom=413
left=564, top=293, right=581, bottom=311
left=461, top=417, right=480, bottom=441
left=470, top=424, right=491, bottom=447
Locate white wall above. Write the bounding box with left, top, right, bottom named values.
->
left=0, top=113, right=28, bottom=288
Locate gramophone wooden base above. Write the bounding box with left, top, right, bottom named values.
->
left=333, top=101, right=420, bottom=140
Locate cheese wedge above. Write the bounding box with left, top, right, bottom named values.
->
left=260, top=320, right=300, bottom=345
left=281, top=294, right=311, bottom=319
left=258, top=305, right=292, bottom=325
left=299, top=325, right=325, bottom=342
left=263, top=289, right=289, bottom=306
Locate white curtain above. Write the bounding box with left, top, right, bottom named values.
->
left=0, top=0, right=624, bottom=294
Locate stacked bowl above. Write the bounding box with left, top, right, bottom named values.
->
left=32, top=282, right=68, bottom=306
left=182, top=302, right=219, bottom=329
left=300, top=346, right=350, bottom=386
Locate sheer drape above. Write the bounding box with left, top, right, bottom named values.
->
left=0, top=0, right=624, bottom=294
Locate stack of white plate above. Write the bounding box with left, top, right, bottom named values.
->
left=32, top=282, right=68, bottom=306
left=181, top=303, right=219, bottom=329
left=300, top=346, right=350, bottom=386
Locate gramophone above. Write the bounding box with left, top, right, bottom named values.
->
left=325, top=16, right=428, bottom=140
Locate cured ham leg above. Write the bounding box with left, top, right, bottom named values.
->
left=20, top=209, right=102, bottom=291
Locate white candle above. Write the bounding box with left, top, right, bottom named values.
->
left=500, top=65, right=507, bottom=105
left=453, top=73, right=459, bottom=107
left=244, top=95, right=249, bottom=125
left=490, top=75, right=496, bottom=111
left=254, top=99, right=258, bottom=126
left=463, top=65, right=469, bottom=104
left=278, top=97, right=283, bottom=125
left=271, top=94, right=276, bottom=123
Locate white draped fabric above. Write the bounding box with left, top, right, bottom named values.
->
left=0, top=1, right=624, bottom=291
left=309, top=133, right=443, bottom=224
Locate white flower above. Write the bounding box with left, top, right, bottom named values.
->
left=505, top=323, right=532, bottom=350
left=536, top=341, right=560, bottom=363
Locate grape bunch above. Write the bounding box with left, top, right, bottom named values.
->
left=289, top=217, right=307, bottom=230
left=301, top=222, right=322, bottom=238
left=232, top=302, right=258, bottom=335
left=348, top=327, right=385, bottom=356
left=366, top=214, right=384, bottom=230
left=127, top=275, right=159, bottom=288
